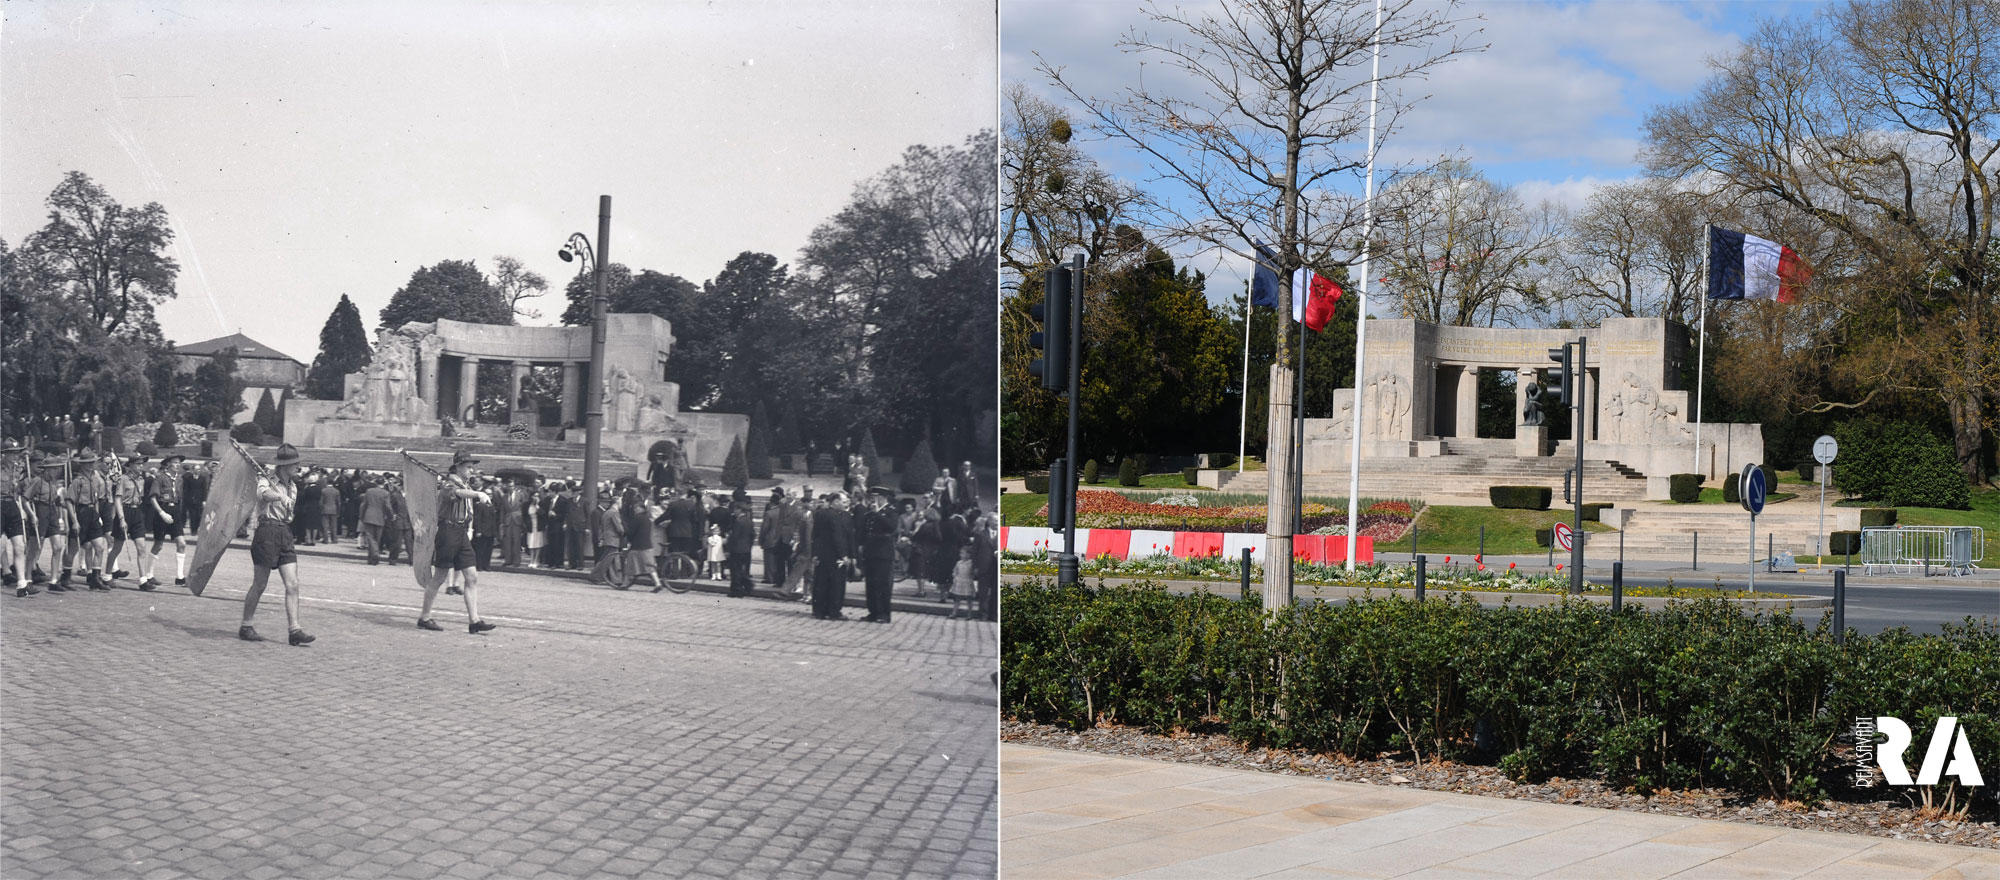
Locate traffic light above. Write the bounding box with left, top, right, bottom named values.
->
left=1030, top=266, right=1073, bottom=392
left=1046, top=458, right=1071, bottom=530
left=1544, top=344, right=1573, bottom=406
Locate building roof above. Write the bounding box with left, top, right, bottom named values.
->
left=173, top=333, right=302, bottom=364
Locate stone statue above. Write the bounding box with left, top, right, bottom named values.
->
left=381, top=336, right=412, bottom=421
left=612, top=367, right=642, bottom=432
left=335, top=381, right=371, bottom=419
left=636, top=394, right=670, bottom=433
left=1370, top=372, right=1408, bottom=438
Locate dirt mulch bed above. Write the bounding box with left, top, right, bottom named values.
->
left=1002, top=719, right=1998, bottom=851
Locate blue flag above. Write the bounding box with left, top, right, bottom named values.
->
left=1250, top=243, right=1282, bottom=308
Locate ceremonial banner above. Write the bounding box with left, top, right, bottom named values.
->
left=184, top=441, right=258, bottom=597
left=401, top=453, right=446, bottom=590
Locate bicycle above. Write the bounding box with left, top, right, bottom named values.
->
left=657, top=552, right=698, bottom=593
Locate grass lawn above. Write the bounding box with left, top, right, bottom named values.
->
left=1374, top=505, right=1616, bottom=556
left=1690, top=488, right=1800, bottom=505
left=1001, top=491, right=1049, bottom=526
left=1896, top=487, right=2000, bottom=563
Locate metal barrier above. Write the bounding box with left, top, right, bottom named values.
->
left=1860, top=526, right=1984, bottom=577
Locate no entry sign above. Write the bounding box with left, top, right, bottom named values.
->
left=1553, top=521, right=1574, bottom=552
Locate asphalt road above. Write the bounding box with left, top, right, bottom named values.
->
left=2, top=551, right=999, bottom=879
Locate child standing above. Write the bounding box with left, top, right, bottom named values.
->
left=705, top=524, right=725, bottom=580
left=949, top=545, right=977, bottom=619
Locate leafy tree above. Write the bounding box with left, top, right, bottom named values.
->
left=490, top=255, right=550, bottom=321
left=1647, top=0, right=1999, bottom=482
left=230, top=422, right=263, bottom=446
left=900, top=433, right=940, bottom=494
left=186, top=349, right=247, bottom=429
left=23, top=171, right=179, bottom=335
left=721, top=435, right=748, bottom=489
left=253, top=388, right=284, bottom=440
left=378, top=259, right=510, bottom=331
left=305, top=294, right=372, bottom=399
left=558, top=261, right=635, bottom=326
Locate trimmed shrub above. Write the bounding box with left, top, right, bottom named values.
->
left=1723, top=473, right=1741, bottom=503
left=1134, top=453, right=1152, bottom=475
left=229, top=422, right=264, bottom=446
left=721, top=436, right=748, bottom=489
left=1533, top=528, right=1552, bottom=547
left=1798, top=463, right=1815, bottom=482
left=1082, top=459, right=1100, bottom=484
left=1210, top=452, right=1236, bottom=469
left=136, top=441, right=159, bottom=457
left=1667, top=474, right=1702, bottom=503
left=1001, top=579, right=2000, bottom=804
left=253, top=389, right=284, bottom=441
left=1182, top=466, right=1200, bottom=485
left=1581, top=502, right=1613, bottom=522
left=1834, top=417, right=1971, bottom=509
left=899, top=436, right=939, bottom=494
left=1859, top=508, right=1898, bottom=528
left=1023, top=473, right=1050, bottom=494
left=1489, top=486, right=1552, bottom=510
left=746, top=424, right=774, bottom=480
left=1118, top=458, right=1140, bottom=487
left=153, top=420, right=178, bottom=449
left=1829, top=531, right=1861, bottom=555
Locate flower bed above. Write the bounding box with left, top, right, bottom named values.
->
left=122, top=422, right=208, bottom=448
left=1048, top=490, right=1415, bottom=540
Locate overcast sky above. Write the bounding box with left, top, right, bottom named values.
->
left=3, top=0, right=997, bottom=363
left=1004, top=0, right=1825, bottom=308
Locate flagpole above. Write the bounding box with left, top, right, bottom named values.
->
left=1239, top=279, right=1251, bottom=473
left=1295, top=210, right=1310, bottom=535
left=1345, top=0, right=1381, bottom=572
left=1694, top=224, right=1710, bottom=477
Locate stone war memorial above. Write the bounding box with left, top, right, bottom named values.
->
left=1220, top=317, right=1764, bottom=502
left=284, top=314, right=746, bottom=479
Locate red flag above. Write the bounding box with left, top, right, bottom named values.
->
left=1292, top=267, right=1343, bottom=332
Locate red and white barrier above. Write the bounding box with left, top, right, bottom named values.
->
left=1001, top=527, right=1372, bottom=565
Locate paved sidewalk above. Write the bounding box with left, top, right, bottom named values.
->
left=2, top=552, right=999, bottom=879
left=1001, top=745, right=2000, bottom=879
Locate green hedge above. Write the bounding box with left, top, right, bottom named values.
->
left=1118, top=458, right=1141, bottom=486
left=1182, top=466, right=1200, bottom=485
left=1835, top=417, right=1972, bottom=509
left=1490, top=486, right=1552, bottom=510
left=1830, top=531, right=1861, bottom=555
left=1023, top=473, right=1050, bottom=494
left=1210, top=452, right=1237, bottom=469
left=1002, top=579, right=2000, bottom=806
left=1799, top=463, right=1816, bottom=482
left=1860, top=508, right=1898, bottom=528
left=1668, top=474, right=1703, bottom=503
left=1581, top=502, right=1613, bottom=522
left=1724, top=473, right=1741, bottom=503
left=1082, top=460, right=1100, bottom=484
left=1533, top=528, right=1552, bottom=547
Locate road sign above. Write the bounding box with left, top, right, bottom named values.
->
left=1741, top=464, right=1767, bottom=516
left=1813, top=435, right=1839, bottom=465
left=1553, top=521, right=1574, bottom=552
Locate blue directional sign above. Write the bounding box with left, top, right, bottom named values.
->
left=1741, top=464, right=1767, bottom=516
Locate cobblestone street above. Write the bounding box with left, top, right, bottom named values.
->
left=1, top=553, right=999, bottom=879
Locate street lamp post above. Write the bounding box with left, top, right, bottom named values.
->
left=558, top=196, right=611, bottom=548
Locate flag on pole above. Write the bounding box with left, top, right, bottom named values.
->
left=1708, top=227, right=1811, bottom=302
left=1250, top=243, right=1282, bottom=308
left=1292, top=268, right=1343, bottom=332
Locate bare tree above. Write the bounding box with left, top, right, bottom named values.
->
left=1002, top=84, right=1147, bottom=281
left=490, top=255, right=549, bottom=321
left=1646, top=0, right=1999, bottom=482
left=1556, top=179, right=1713, bottom=324
left=1041, top=0, right=1478, bottom=602
left=1374, top=159, right=1563, bottom=327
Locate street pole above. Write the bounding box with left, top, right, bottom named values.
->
left=1238, top=280, right=1251, bottom=473
left=581, top=195, right=611, bottom=549
left=1060, top=253, right=1084, bottom=584
left=1571, top=337, right=1585, bottom=595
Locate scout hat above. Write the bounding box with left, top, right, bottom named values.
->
left=73, top=450, right=99, bottom=464
left=273, top=443, right=304, bottom=467
left=451, top=449, right=479, bottom=468
left=161, top=453, right=185, bottom=465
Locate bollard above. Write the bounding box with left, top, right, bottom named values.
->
left=1833, top=569, right=1846, bottom=645
left=1767, top=533, right=1773, bottom=572
left=1478, top=526, right=1485, bottom=561
left=1241, top=548, right=1253, bottom=602
left=1693, top=531, right=1700, bottom=571
left=1411, top=526, right=1419, bottom=560
left=1611, top=561, right=1623, bottom=612
left=1415, top=555, right=1426, bottom=601
left=1547, top=537, right=1553, bottom=568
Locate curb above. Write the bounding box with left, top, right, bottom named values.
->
left=1001, top=573, right=1833, bottom=610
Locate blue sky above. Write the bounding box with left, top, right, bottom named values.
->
left=1004, top=0, right=1828, bottom=304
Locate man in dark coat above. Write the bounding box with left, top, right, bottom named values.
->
left=181, top=461, right=211, bottom=535
left=726, top=499, right=756, bottom=597
left=469, top=478, right=498, bottom=573
left=758, top=488, right=793, bottom=586
left=546, top=482, right=573, bottom=569
left=858, top=487, right=899, bottom=623
left=383, top=480, right=410, bottom=565
left=359, top=475, right=392, bottom=565
left=809, top=492, right=854, bottom=620
left=664, top=488, right=700, bottom=558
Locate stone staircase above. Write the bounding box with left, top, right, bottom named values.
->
left=1609, top=501, right=1860, bottom=561
left=344, top=436, right=632, bottom=462
left=244, top=443, right=640, bottom=482
left=1218, top=456, right=1650, bottom=502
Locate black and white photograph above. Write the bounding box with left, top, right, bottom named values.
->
left=1, top=2, right=1000, bottom=877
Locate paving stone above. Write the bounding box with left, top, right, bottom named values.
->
left=2, top=556, right=996, bottom=878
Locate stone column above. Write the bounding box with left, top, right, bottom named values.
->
left=459, top=357, right=479, bottom=423
left=510, top=362, right=529, bottom=410
left=1583, top=368, right=1598, bottom=443
left=1455, top=366, right=1480, bottom=440
left=560, top=362, right=582, bottom=427
left=419, top=356, right=438, bottom=418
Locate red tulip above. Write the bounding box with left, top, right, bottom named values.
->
left=1477, top=563, right=1486, bottom=571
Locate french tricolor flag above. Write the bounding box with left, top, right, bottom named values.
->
left=1708, top=227, right=1811, bottom=303
left=1291, top=267, right=1342, bottom=332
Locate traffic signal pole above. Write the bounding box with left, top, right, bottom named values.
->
left=1572, top=337, right=1586, bottom=595
left=1060, top=254, right=1084, bottom=586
